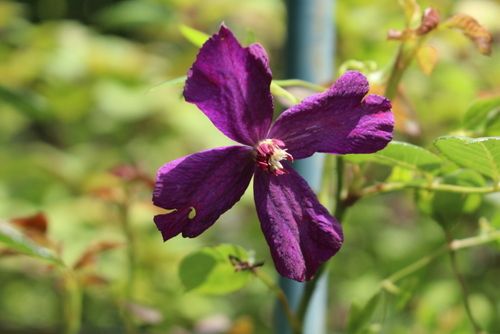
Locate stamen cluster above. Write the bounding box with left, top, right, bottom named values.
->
left=255, top=139, right=293, bottom=175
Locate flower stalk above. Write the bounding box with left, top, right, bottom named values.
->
left=444, top=230, right=483, bottom=334
left=61, top=269, right=82, bottom=334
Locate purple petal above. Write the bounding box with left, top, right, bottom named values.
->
left=153, top=146, right=254, bottom=240
left=269, top=71, right=394, bottom=159
left=184, top=25, right=274, bottom=146
left=253, top=167, right=343, bottom=281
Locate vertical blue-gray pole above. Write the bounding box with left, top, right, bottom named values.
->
left=275, top=0, right=335, bottom=334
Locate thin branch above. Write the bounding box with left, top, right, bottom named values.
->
left=359, top=181, right=498, bottom=198
left=252, top=269, right=302, bottom=334
left=380, top=230, right=499, bottom=294
left=445, top=231, right=483, bottom=333
left=272, top=79, right=326, bottom=92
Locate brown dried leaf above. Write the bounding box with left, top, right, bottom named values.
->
left=446, top=14, right=493, bottom=55
left=416, top=8, right=440, bottom=35
left=11, top=212, right=48, bottom=235
left=80, top=273, right=110, bottom=286
left=111, top=165, right=155, bottom=189
left=370, top=85, right=421, bottom=137
left=73, top=241, right=122, bottom=270
left=417, top=45, right=439, bottom=75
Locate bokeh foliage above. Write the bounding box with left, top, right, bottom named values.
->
left=0, top=0, right=499, bottom=333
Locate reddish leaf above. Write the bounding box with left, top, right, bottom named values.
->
left=416, top=8, right=440, bottom=35
left=11, top=212, right=48, bottom=235
left=73, top=241, right=122, bottom=270
left=111, top=165, right=155, bottom=189
left=80, top=273, right=110, bottom=286
left=446, top=14, right=493, bottom=55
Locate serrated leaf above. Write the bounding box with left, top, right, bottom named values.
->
left=416, top=45, right=438, bottom=75
left=347, top=293, right=381, bottom=334
left=179, top=244, right=252, bottom=295
left=345, top=141, right=442, bottom=172
left=462, top=96, right=500, bottom=134
left=179, top=25, right=209, bottom=48
left=445, top=14, right=493, bottom=55
left=434, top=136, right=500, bottom=182
left=0, top=221, right=62, bottom=266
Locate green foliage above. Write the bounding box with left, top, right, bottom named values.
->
left=426, top=170, right=485, bottom=228
left=0, top=221, right=62, bottom=266
left=347, top=293, right=381, bottom=334
left=345, top=141, right=442, bottom=172
left=179, top=25, right=210, bottom=48
left=434, top=136, right=500, bottom=182
left=179, top=244, right=253, bottom=294
left=463, top=97, right=500, bottom=136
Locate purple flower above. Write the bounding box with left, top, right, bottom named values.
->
left=153, top=25, right=393, bottom=282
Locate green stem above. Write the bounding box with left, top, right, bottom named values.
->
left=272, top=79, right=326, bottom=92
left=384, top=37, right=425, bottom=99
left=360, top=182, right=498, bottom=197
left=444, top=231, right=483, bottom=333
left=270, top=81, right=300, bottom=104
left=118, top=192, right=138, bottom=334
left=252, top=269, right=302, bottom=334
left=62, top=270, right=82, bottom=334
left=380, top=230, right=499, bottom=293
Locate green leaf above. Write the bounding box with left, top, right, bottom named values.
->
left=96, top=0, right=170, bottom=29
left=0, top=221, right=62, bottom=266
left=147, top=76, right=186, bottom=93
left=179, top=25, right=209, bottom=48
left=434, top=136, right=500, bottom=182
left=178, top=244, right=252, bottom=295
left=462, top=96, right=500, bottom=135
left=347, top=293, right=381, bottom=334
left=431, top=170, right=485, bottom=229
left=345, top=141, right=443, bottom=172
left=0, top=85, right=48, bottom=121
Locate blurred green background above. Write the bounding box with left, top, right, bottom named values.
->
left=0, top=0, right=499, bottom=333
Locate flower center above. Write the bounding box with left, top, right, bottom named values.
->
left=255, top=139, right=293, bottom=175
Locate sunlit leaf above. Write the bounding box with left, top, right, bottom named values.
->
left=147, top=76, right=187, bottom=93
left=445, top=14, right=493, bottom=55
left=179, top=244, right=253, bottom=295
left=347, top=293, right=381, bottom=334
left=416, top=45, right=438, bottom=75
left=434, top=136, right=500, bottom=181
left=345, top=141, right=442, bottom=172
left=0, top=221, right=62, bottom=266
left=179, top=24, right=209, bottom=48
left=398, top=0, right=421, bottom=27
left=462, top=96, right=500, bottom=135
